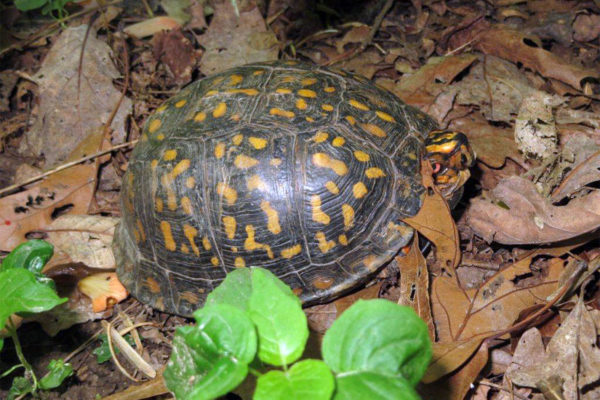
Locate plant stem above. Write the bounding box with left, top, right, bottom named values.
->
left=7, top=317, right=38, bottom=391
left=248, top=367, right=263, bottom=377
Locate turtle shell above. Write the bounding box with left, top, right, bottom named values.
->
left=113, top=60, right=438, bottom=316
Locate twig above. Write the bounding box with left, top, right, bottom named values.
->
left=0, top=140, right=138, bottom=197
left=362, top=0, right=394, bottom=51
left=478, top=380, right=530, bottom=400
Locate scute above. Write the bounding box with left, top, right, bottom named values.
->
left=115, top=61, right=438, bottom=316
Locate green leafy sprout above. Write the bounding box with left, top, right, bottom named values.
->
left=13, top=0, right=85, bottom=21
left=0, top=240, right=72, bottom=399
left=163, top=267, right=433, bottom=400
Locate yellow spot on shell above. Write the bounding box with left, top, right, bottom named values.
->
left=164, top=150, right=177, bottom=161
left=156, top=104, right=167, bottom=112
left=296, top=98, right=307, bottom=110
left=202, top=236, right=212, bottom=251
left=311, top=195, right=330, bottom=225
left=180, top=291, right=199, bottom=305
left=354, top=151, right=370, bottom=162
left=235, top=257, right=246, bottom=268
left=282, top=76, right=295, bottom=83
left=366, top=167, right=386, bottom=178
left=361, top=123, right=387, bottom=138
left=148, top=119, right=161, bottom=133
left=145, top=277, right=161, bottom=293
left=194, top=112, right=206, bottom=122
left=312, top=153, right=348, bottom=175
left=211, top=257, right=219, bottom=266
left=313, top=131, right=328, bottom=143
left=339, top=234, right=348, bottom=245
left=306, top=117, right=315, bottom=122
left=155, top=198, right=163, bottom=212
left=325, top=181, right=339, bottom=195
left=186, top=177, right=195, bottom=188
left=298, top=89, right=317, bottom=98
left=281, top=244, right=302, bottom=259
left=253, top=70, right=265, bottom=75
left=260, top=201, right=281, bottom=234
left=345, top=115, right=356, bottom=125
left=183, top=224, right=200, bottom=256
left=376, top=110, right=395, bottom=122
left=301, top=78, right=317, bottom=86
left=270, top=158, right=282, bottom=166
left=276, top=88, right=292, bottom=94
left=316, top=231, right=335, bottom=253
left=249, top=137, right=267, bottom=149
left=269, top=108, right=295, bottom=118
left=217, top=182, right=238, bottom=205
left=353, top=182, right=368, bottom=199
left=160, top=221, right=176, bottom=251
left=156, top=133, right=165, bottom=141
left=324, top=86, right=336, bottom=93
left=227, top=88, right=259, bottom=96
left=206, top=90, right=219, bottom=96
left=322, top=104, right=334, bottom=112
left=234, top=154, right=259, bottom=169
left=232, top=134, right=243, bottom=145
left=175, top=99, right=187, bottom=108
left=244, top=225, right=274, bottom=259
left=181, top=196, right=193, bottom=214
left=229, top=74, right=243, bottom=85
left=222, top=216, right=236, bottom=239
left=171, top=159, right=191, bottom=178
left=349, top=99, right=369, bottom=111
left=247, top=174, right=266, bottom=191
left=332, top=137, right=345, bottom=147
left=215, top=142, right=225, bottom=159
left=136, top=219, right=146, bottom=241
left=342, top=204, right=355, bottom=229
left=213, top=102, right=227, bottom=118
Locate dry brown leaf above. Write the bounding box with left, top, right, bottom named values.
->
left=420, top=341, right=490, bottom=400
left=552, top=150, right=600, bottom=202
left=19, top=25, right=131, bottom=167
left=423, top=336, right=485, bottom=384
left=0, top=131, right=104, bottom=252
left=573, top=13, right=600, bottom=42
left=404, top=163, right=460, bottom=279
left=334, top=24, right=370, bottom=54
left=123, top=16, right=182, bottom=38
left=474, top=25, right=599, bottom=92
left=397, top=237, right=434, bottom=340
left=467, top=175, right=600, bottom=244
left=333, top=49, right=384, bottom=80
left=507, top=297, right=600, bottom=399
left=198, top=1, right=279, bottom=75
left=449, top=112, right=521, bottom=168
left=42, top=214, right=119, bottom=271
left=393, top=54, right=478, bottom=110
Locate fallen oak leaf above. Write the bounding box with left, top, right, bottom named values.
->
left=551, top=149, right=600, bottom=202
left=405, top=162, right=460, bottom=280
left=467, top=175, right=600, bottom=244
left=474, top=25, right=599, bottom=92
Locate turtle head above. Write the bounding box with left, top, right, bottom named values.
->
left=425, top=130, right=475, bottom=205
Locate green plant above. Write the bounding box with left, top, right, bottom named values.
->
left=14, top=0, right=83, bottom=20
left=163, top=268, right=432, bottom=400
left=0, top=240, right=72, bottom=399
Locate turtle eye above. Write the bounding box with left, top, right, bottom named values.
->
left=432, top=162, right=442, bottom=174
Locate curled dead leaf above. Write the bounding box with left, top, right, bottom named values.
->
left=467, top=176, right=600, bottom=244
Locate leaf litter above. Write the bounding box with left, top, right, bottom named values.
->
left=1, top=0, right=600, bottom=399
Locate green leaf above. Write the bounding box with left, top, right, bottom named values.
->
left=1, top=240, right=53, bottom=274
left=322, top=299, right=432, bottom=387
left=39, top=359, right=73, bottom=390
left=163, top=304, right=257, bottom=400
left=254, top=359, right=334, bottom=400
left=334, top=372, right=420, bottom=400
left=14, top=0, right=48, bottom=11
left=93, top=334, right=136, bottom=364
left=7, top=376, right=33, bottom=400
left=205, top=268, right=252, bottom=311
left=0, top=268, right=67, bottom=331
left=248, top=268, right=308, bottom=366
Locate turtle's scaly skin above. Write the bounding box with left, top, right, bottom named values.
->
left=113, top=60, right=438, bottom=316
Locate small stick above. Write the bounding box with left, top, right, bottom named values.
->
left=0, top=140, right=138, bottom=197
left=362, top=0, right=394, bottom=51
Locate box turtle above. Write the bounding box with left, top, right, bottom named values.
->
left=113, top=60, right=474, bottom=316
